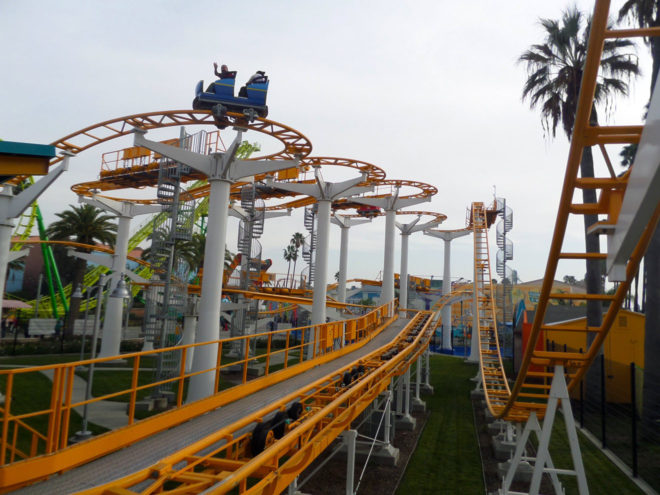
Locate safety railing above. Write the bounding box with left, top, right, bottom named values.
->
left=81, top=310, right=432, bottom=494
left=0, top=300, right=397, bottom=474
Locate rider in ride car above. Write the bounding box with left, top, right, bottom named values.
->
left=213, top=63, right=233, bottom=79
left=239, top=71, right=267, bottom=97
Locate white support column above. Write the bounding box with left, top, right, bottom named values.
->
left=415, top=356, right=421, bottom=400
left=383, top=387, right=392, bottom=444
left=338, top=225, right=350, bottom=303
left=399, top=232, right=410, bottom=311
left=412, top=355, right=425, bottom=411
left=287, top=476, right=299, bottom=495
left=182, top=314, right=197, bottom=373
left=422, top=347, right=434, bottom=394
left=442, top=238, right=452, bottom=346
left=312, top=199, right=331, bottom=326
left=352, top=193, right=433, bottom=313
left=99, top=215, right=130, bottom=359
left=0, top=156, right=69, bottom=311
left=404, top=367, right=411, bottom=417
left=395, top=368, right=415, bottom=429
left=396, top=375, right=404, bottom=415
left=331, top=214, right=371, bottom=303
left=133, top=128, right=299, bottom=402
left=343, top=429, right=357, bottom=495
left=424, top=228, right=470, bottom=351
left=0, top=220, right=14, bottom=309
left=190, top=177, right=231, bottom=400
left=182, top=296, right=198, bottom=373
left=382, top=209, right=396, bottom=306
left=266, top=168, right=372, bottom=351
left=395, top=215, right=442, bottom=314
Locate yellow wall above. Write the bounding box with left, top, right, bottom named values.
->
left=511, top=282, right=586, bottom=312
left=545, top=309, right=645, bottom=403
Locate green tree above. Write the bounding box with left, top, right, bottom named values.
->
left=142, top=231, right=235, bottom=281
left=563, top=275, right=577, bottom=285
left=618, top=0, right=660, bottom=424
left=46, top=204, right=117, bottom=338
left=520, top=6, right=639, bottom=349
left=283, top=244, right=296, bottom=288
left=289, top=232, right=305, bottom=289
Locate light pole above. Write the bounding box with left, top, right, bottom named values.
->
left=75, top=283, right=93, bottom=361
left=75, top=274, right=130, bottom=440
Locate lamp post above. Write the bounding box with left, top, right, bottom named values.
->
left=75, top=274, right=130, bottom=440
left=77, top=281, right=102, bottom=361
left=73, top=284, right=90, bottom=361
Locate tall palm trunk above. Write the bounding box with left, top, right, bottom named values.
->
left=291, top=256, right=298, bottom=290
left=580, top=145, right=605, bottom=400
left=285, top=260, right=291, bottom=289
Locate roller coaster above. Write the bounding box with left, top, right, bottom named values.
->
left=1, top=1, right=659, bottom=493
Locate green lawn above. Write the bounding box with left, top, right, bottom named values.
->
left=397, top=356, right=484, bottom=494
left=0, top=372, right=107, bottom=458
left=397, top=355, right=644, bottom=495
left=549, top=415, right=644, bottom=494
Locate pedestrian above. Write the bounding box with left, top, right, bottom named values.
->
left=7, top=314, right=17, bottom=334
left=55, top=317, right=64, bottom=337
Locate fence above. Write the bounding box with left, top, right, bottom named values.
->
left=0, top=300, right=397, bottom=469
left=545, top=339, right=660, bottom=492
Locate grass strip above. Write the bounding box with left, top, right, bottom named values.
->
left=396, top=355, right=484, bottom=494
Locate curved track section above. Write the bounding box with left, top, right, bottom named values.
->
left=51, top=110, right=311, bottom=167
left=69, top=111, right=312, bottom=202
left=475, top=2, right=660, bottom=423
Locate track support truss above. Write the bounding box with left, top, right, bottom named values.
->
left=501, top=365, right=588, bottom=495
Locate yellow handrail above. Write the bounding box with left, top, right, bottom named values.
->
left=0, top=300, right=397, bottom=490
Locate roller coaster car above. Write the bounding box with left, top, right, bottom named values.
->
left=357, top=205, right=380, bottom=218
left=192, top=75, right=269, bottom=118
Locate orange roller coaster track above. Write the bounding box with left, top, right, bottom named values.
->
left=474, top=0, right=660, bottom=425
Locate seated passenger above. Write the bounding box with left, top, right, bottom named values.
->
left=239, top=70, right=267, bottom=97
left=213, top=62, right=235, bottom=80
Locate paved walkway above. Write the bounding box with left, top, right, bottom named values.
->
left=15, top=317, right=410, bottom=494
left=0, top=342, right=298, bottom=432
left=38, top=368, right=130, bottom=431
left=0, top=362, right=141, bottom=430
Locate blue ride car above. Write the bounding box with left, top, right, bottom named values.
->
left=192, top=71, right=269, bottom=118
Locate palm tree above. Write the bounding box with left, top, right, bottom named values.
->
left=289, top=233, right=305, bottom=289
left=618, top=0, right=660, bottom=425
left=521, top=7, right=639, bottom=400
left=46, top=204, right=117, bottom=339
left=520, top=6, right=639, bottom=336
left=283, top=244, right=296, bottom=288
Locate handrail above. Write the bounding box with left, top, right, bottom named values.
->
left=0, top=300, right=397, bottom=489
left=78, top=311, right=432, bottom=494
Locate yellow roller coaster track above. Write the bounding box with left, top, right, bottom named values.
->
left=77, top=311, right=432, bottom=495
left=477, top=0, right=660, bottom=423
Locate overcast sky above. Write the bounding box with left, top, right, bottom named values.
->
left=0, top=1, right=652, bottom=286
